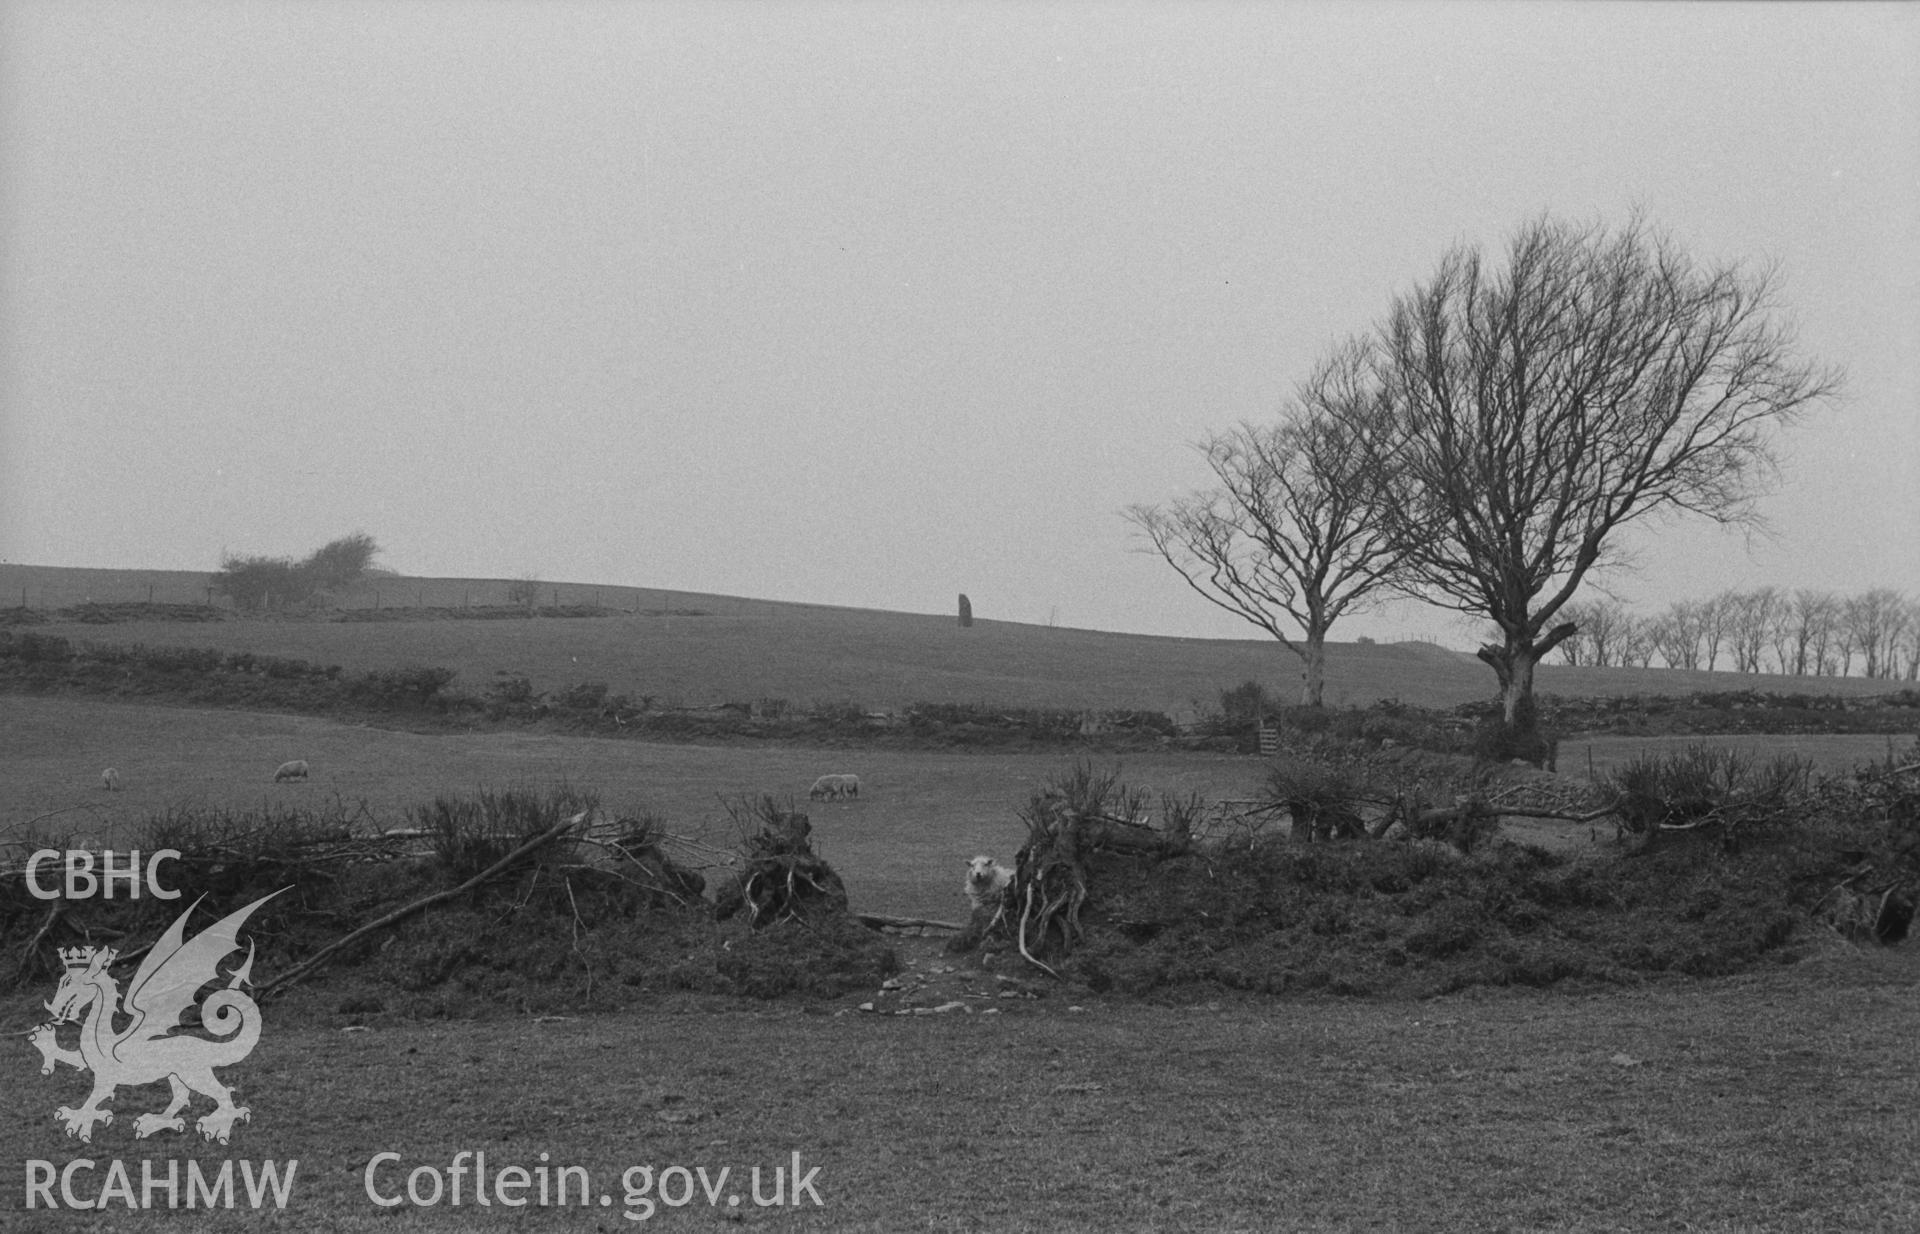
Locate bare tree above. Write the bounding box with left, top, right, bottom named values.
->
left=1790, top=589, right=1838, bottom=677
left=1832, top=607, right=1861, bottom=677
left=1560, top=598, right=1633, bottom=667
left=1728, top=586, right=1783, bottom=674
left=1128, top=343, right=1408, bottom=706
left=1900, top=598, right=1920, bottom=682
left=1617, top=613, right=1658, bottom=668
left=1555, top=601, right=1598, bottom=666
left=1697, top=592, right=1738, bottom=672
left=1851, top=589, right=1910, bottom=679
left=1769, top=589, right=1808, bottom=675
left=1885, top=601, right=1914, bottom=680
left=1588, top=600, right=1635, bottom=668
left=1366, top=213, right=1838, bottom=731
left=1843, top=589, right=1908, bottom=679
left=1647, top=600, right=1702, bottom=670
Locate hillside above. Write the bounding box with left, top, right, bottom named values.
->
left=0, top=563, right=1898, bottom=715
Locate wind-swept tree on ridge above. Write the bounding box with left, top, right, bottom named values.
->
left=1360, top=212, right=1840, bottom=741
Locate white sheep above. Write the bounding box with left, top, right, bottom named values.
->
left=100, top=768, right=121, bottom=792
left=272, top=759, right=310, bottom=783
left=965, top=855, right=1014, bottom=911
left=808, top=773, right=861, bottom=801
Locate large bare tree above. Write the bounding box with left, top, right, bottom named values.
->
left=1367, top=213, right=1839, bottom=732
left=1128, top=343, right=1408, bottom=706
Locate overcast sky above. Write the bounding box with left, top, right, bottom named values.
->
left=2, top=1, right=1914, bottom=644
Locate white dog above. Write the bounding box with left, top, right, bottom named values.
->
left=965, top=855, right=1014, bottom=911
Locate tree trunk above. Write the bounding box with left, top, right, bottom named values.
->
left=1498, top=650, right=1537, bottom=728
left=1478, top=622, right=1574, bottom=731
left=1299, top=633, right=1327, bottom=707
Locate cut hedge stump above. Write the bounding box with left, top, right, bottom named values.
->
left=713, top=803, right=850, bottom=929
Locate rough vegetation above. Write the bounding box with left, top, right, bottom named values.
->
left=959, top=750, right=1920, bottom=1000
left=0, top=786, right=894, bottom=1015
left=212, top=532, right=382, bottom=612
left=4, top=738, right=1915, bottom=1017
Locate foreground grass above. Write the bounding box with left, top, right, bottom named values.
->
left=5, top=945, right=1917, bottom=1230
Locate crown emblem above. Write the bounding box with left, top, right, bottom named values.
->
left=58, top=946, right=111, bottom=970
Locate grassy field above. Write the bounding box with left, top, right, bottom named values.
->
left=7, top=695, right=1913, bottom=921
left=5, top=564, right=1901, bottom=715
left=0, top=696, right=1270, bottom=921
left=4, top=945, right=1917, bottom=1230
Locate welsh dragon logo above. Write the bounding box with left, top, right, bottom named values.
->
left=27, top=891, right=283, bottom=1145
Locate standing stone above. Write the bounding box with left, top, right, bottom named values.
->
left=958, top=594, right=973, bottom=627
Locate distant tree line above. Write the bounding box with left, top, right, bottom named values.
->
left=212, top=532, right=380, bottom=612
left=1558, top=588, right=1920, bottom=681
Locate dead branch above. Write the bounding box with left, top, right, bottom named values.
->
left=855, top=913, right=965, bottom=932
left=257, top=810, right=585, bottom=1000
left=1500, top=804, right=1620, bottom=824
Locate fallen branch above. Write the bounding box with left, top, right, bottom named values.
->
left=256, top=810, right=585, bottom=1000
left=1499, top=805, right=1620, bottom=824
left=855, top=913, right=965, bottom=933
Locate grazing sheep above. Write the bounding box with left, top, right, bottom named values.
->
left=100, top=768, right=121, bottom=792
left=808, top=773, right=862, bottom=801
left=272, top=759, right=310, bottom=783
left=965, top=855, right=1014, bottom=911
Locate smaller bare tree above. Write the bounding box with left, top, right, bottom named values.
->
left=1556, top=602, right=1594, bottom=666
left=1843, top=590, right=1907, bottom=679
left=1698, top=593, right=1736, bottom=672
left=1617, top=613, right=1658, bottom=668
left=1647, top=601, right=1703, bottom=670
left=1128, top=342, right=1407, bottom=706
left=1790, top=590, right=1838, bottom=677
left=1728, top=587, right=1783, bottom=674
left=1899, top=598, right=1920, bottom=682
